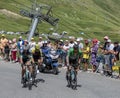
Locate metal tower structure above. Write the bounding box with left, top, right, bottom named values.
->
left=20, top=0, right=59, bottom=42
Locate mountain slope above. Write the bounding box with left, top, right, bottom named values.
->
left=0, top=0, right=120, bottom=40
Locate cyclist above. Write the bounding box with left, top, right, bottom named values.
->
left=20, top=40, right=32, bottom=83
left=31, top=44, right=43, bottom=73
left=66, top=44, right=82, bottom=87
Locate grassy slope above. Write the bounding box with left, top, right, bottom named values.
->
left=0, top=0, right=120, bottom=41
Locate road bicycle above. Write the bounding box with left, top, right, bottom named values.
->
left=66, top=64, right=77, bottom=90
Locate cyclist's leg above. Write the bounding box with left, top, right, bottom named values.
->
left=66, top=65, right=69, bottom=80
left=25, top=60, right=33, bottom=80
left=37, top=58, right=43, bottom=70
left=66, top=65, right=72, bottom=86
left=74, top=66, right=77, bottom=87
left=21, top=56, right=26, bottom=79
left=38, top=58, right=42, bottom=68
left=75, top=66, right=79, bottom=75
left=26, top=60, right=32, bottom=74
left=21, top=63, right=26, bottom=83
left=21, top=64, right=25, bottom=77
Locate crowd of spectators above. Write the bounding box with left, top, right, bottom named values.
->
left=0, top=34, right=120, bottom=78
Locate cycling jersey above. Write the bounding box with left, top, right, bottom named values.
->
left=22, top=50, right=31, bottom=64
left=21, top=45, right=31, bottom=64
left=68, top=48, right=82, bottom=57
left=31, top=48, right=42, bottom=62
left=68, top=48, right=82, bottom=65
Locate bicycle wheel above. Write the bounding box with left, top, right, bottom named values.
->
left=28, top=72, right=32, bottom=90
left=22, top=77, right=27, bottom=87
left=66, top=71, right=71, bottom=87
left=22, top=68, right=28, bottom=87
left=33, top=64, right=37, bottom=79
left=71, top=70, right=77, bottom=89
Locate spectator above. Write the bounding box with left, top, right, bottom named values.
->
left=38, top=36, right=43, bottom=48
left=63, top=40, right=70, bottom=66
left=47, top=40, right=52, bottom=48
left=82, top=40, right=90, bottom=71
left=11, top=38, right=17, bottom=63
left=104, top=39, right=114, bottom=76
left=4, top=41, right=10, bottom=61
left=17, top=36, right=24, bottom=54
left=69, top=36, right=75, bottom=48
left=4, top=40, right=10, bottom=61
left=9, top=40, right=12, bottom=62
left=113, top=42, right=120, bottom=61
left=90, top=39, right=99, bottom=72
left=76, top=38, right=84, bottom=50
left=0, top=34, right=8, bottom=58
left=29, top=38, right=36, bottom=52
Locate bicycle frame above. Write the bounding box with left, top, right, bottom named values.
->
left=67, top=65, right=77, bottom=89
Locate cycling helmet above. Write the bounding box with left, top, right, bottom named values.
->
left=73, top=44, right=79, bottom=50
left=35, top=44, right=39, bottom=50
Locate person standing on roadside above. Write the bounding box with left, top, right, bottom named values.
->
left=113, top=42, right=120, bottom=78
left=69, top=36, right=75, bottom=48
left=82, top=40, right=90, bottom=71
left=104, top=39, right=114, bottom=76
left=76, top=38, right=83, bottom=50
left=11, top=38, right=17, bottom=63
left=29, top=38, right=36, bottom=52
left=113, top=42, right=120, bottom=62
left=4, top=40, right=10, bottom=61
left=90, top=39, right=99, bottom=72
left=0, top=34, right=8, bottom=59
left=102, top=36, right=109, bottom=75
left=63, top=40, right=70, bottom=67
left=17, top=36, right=24, bottom=62
left=38, top=36, right=43, bottom=48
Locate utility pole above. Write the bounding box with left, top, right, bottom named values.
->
left=20, top=0, right=59, bottom=42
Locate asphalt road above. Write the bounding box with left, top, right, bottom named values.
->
left=0, top=60, right=120, bottom=98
